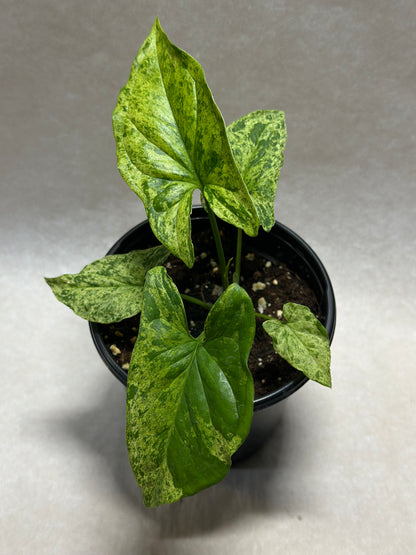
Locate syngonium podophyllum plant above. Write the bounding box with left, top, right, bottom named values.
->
left=46, top=19, right=331, bottom=507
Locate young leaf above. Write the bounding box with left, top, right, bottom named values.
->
left=227, top=110, right=287, bottom=231
left=126, top=266, right=255, bottom=507
left=45, top=245, right=169, bottom=323
left=263, top=303, right=331, bottom=387
left=113, top=18, right=259, bottom=267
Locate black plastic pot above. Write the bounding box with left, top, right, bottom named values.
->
left=89, top=206, right=336, bottom=461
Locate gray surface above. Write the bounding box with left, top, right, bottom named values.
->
left=1, top=1, right=415, bottom=553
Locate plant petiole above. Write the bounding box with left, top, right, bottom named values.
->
left=205, top=203, right=229, bottom=290
left=254, top=312, right=273, bottom=321
left=233, top=228, right=243, bottom=283
left=181, top=292, right=273, bottom=321
left=180, top=293, right=212, bottom=311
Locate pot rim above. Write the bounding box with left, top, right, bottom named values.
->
left=89, top=206, right=336, bottom=411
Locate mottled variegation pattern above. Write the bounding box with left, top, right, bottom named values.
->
left=45, top=245, right=169, bottom=323
left=227, top=110, right=287, bottom=231
left=113, top=19, right=259, bottom=267
left=263, top=303, right=331, bottom=387
left=126, top=267, right=255, bottom=507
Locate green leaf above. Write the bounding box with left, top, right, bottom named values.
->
left=126, top=266, right=255, bottom=506
left=113, top=18, right=259, bottom=267
left=263, top=303, right=331, bottom=387
left=227, top=110, right=287, bottom=231
left=45, top=245, right=169, bottom=323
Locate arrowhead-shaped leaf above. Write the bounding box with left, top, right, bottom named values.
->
left=263, top=303, right=331, bottom=387
left=45, top=245, right=169, bottom=323
left=227, top=110, right=287, bottom=231
left=113, top=18, right=259, bottom=267
left=126, top=266, right=255, bottom=506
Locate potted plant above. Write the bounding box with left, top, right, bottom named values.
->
left=46, top=18, right=336, bottom=507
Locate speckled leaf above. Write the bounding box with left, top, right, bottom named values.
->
left=113, top=19, right=259, bottom=267
left=44, top=245, right=169, bottom=323
left=263, top=303, right=331, bottom=387
left=126, top=266, right=255, bottom=506
left=227, top=110, right=287, bottom=231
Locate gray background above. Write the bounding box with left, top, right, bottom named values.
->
left=1, top=1, right=415, bottom=553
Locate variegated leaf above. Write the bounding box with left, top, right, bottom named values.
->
left=227, top=110, right=287, bottom=231
left=126, top=266, right=255, bottom=506
left=263, top=303, right=331, bottom=387
left=113, top=18, right=259, bottom=267
left=45, top=245, right=169, bottom=323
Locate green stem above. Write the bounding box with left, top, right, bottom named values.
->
left=181, top=293, right=273, bottom=322
left=233, top=228, right=243, bottom=283
left=206, top=203, right=228, bottom=289
left=181, top=294, right=212, bottom=311
left=255, top=312, right=273, bottom=320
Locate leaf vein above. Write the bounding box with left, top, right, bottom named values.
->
left=155, top=37, right=197, bottom=180
left=127, top=116, right=195, bottom=179
left=285, top=323, right=321, bottom=366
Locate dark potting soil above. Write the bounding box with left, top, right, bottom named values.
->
left=96, top=226, right=322, bottom=399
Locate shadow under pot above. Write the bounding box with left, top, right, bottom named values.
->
left=89, top=206, right=336, bottom=462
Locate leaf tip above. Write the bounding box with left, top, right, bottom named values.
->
left=324, top=373, right=332, bottom=389
left=44, top=275, right=58, bottom=289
